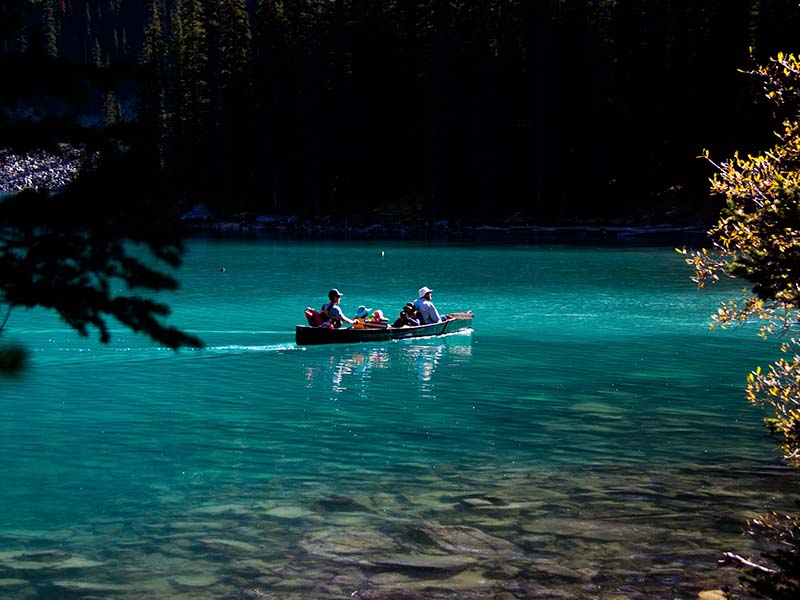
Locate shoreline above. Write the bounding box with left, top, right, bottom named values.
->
left=183, top=218, right=710, bottom=244
left=0, top=154, right=712, bottom=244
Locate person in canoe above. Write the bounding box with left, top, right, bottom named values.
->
left=393, top=302, right=421, bottom=327
left=321, top=288, right=355, bottom=328
left=414, top=286, right=445, bottom=324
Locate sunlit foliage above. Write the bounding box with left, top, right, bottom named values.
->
left=680, top=52, right=800, bottom=454
left=680, top=52, right=800, bottom=598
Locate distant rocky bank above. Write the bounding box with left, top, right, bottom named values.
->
left=180, top=202, right=709, bottom=244
left=0, top=145, right=84, bottom=192
left=0, top=158, right=710, bottom=243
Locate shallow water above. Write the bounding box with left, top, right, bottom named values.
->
left=0, top=238, right=795, bottom=599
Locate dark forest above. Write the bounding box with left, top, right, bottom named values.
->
left=4, top=0, right=800, bottom=224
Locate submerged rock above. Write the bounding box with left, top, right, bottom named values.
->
left=301, top=528, right=401, bottom=563
left=519, top=560, right=588, bottom=584
left=370, top=554, right=475, bottom=572
left=698, top=591, right=728, bottom=600
left=520, top=517, right=664, bottom=543
left=458, top=494, right=510, bottom=509
left=50, top=556, right=106, bottom=569
left=52, top=580, right=134, bottom=593
left=359, top=591, right=424, bottom=600
left=199, top=538, right=262, bottom=553
left=169, top=573, right=221, bottom=588
left=0, top=550, right=103, bottom=571
left=414, top=523, right=523, bottom=557
left=262, top=505, right=317, bottom=520
left=315, top=495, right=369, bottom=512
left=191, top=502, right=252, bottom=516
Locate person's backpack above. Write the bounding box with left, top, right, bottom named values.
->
left=304, top=307, right=325, bottom=327
left=304, top=303, right=338, bottom=328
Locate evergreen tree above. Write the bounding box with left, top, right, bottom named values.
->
left=92, top=34, right=102, bottom=66
left=253, top=0, right=290, bottom=212
left=142, top=0, right=169, bottom=167
left=169, top=0, right=212, bottom=197
left=217, top=0, right=253, bottom=209
left=1, top=0, right=27, bottom=55
left=43, top=0, right=60, bottom=58
left=180, top=0, right=210, bottom=123
left=8, top=0, right=800, bottom=223
left=82, top=1, right=92, bottom=62
left=219, top=0, right=251, bottom=84
left=103, top=89, right=122, bottom=125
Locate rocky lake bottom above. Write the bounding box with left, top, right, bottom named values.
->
left=0, top=461, right=794, bottom=600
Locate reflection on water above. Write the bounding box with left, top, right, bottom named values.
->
left=304, top=347, right=388, bottom=395
left=303, top=334, right=473, bottom=397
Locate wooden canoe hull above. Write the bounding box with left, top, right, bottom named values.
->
left=296, top=312, right=473, bottom=346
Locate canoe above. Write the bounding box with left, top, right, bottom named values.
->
left=296, top=311, right=473, bottom=346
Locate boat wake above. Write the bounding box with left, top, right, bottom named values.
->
left=202, top=343, right=302, bottom=354
left=393, top=328, right=474, bottom=342
left=29, top=342, right=302, bottom=367
left=188, top=330, right=288, bottom=335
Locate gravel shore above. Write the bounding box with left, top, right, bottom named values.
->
left=181, top=206, right=708, bottom=243
left=0, top=144, right=84, bottom=192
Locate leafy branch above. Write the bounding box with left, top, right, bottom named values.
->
left=680, top=52, right=800, bottom=598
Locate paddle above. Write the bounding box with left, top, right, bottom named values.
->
left=445, top=311, right=474, bottom=320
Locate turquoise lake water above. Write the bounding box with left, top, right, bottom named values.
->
left=0, top=238, right=795, bottom=599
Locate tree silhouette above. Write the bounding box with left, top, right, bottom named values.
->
left=0, top=0, right=202, bottom=373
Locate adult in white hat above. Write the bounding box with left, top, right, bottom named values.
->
left=413, top=286, right=443, bottom=324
